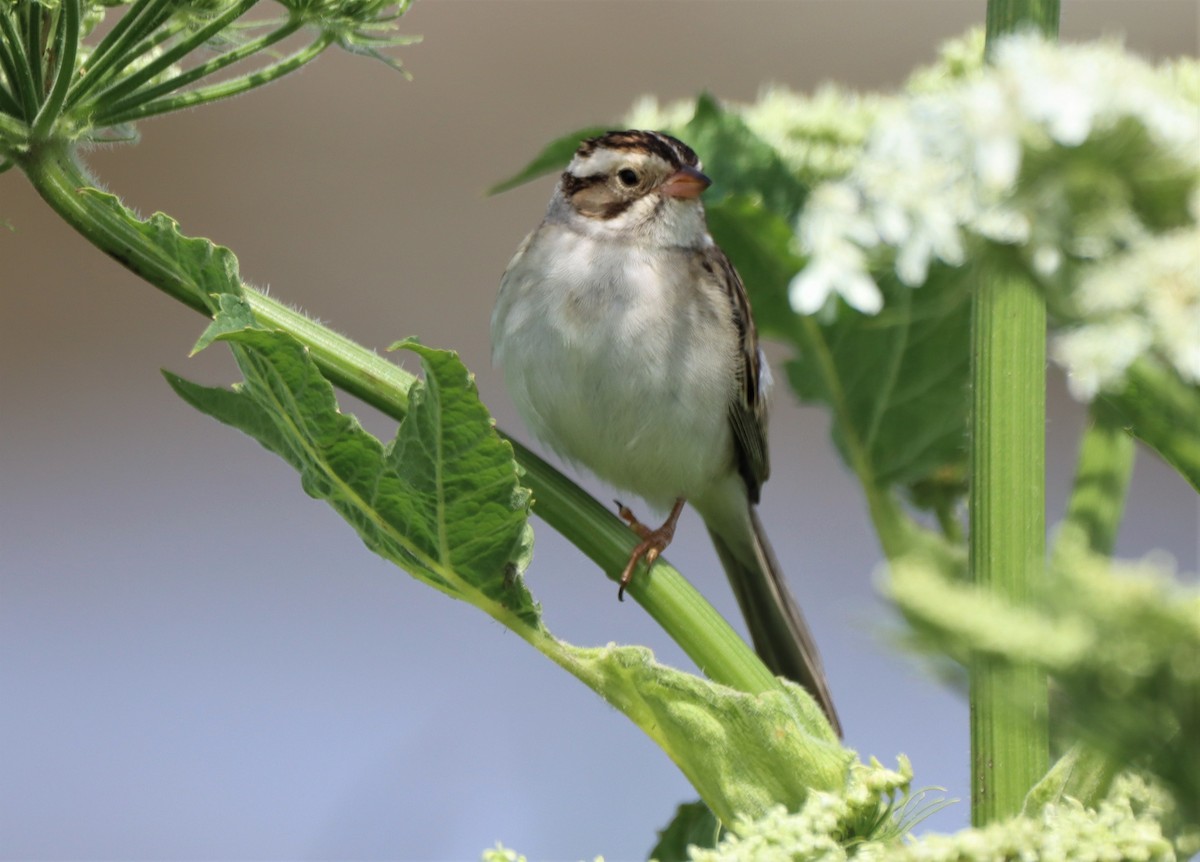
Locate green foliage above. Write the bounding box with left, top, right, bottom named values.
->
left=168, top=321, right=540, bottom=630
left=8, top=6, right=1199, bottom=856
left=1104, top=360, right=1200, bottom=493
left=487, top=125, right=608, bottom=196
left=165, top=306, right=854, bottom=829
left=890, top=528, right=1200, bottom=828
left=0, top=0, right=415, bottom=159
left=651, top=771, right=1184, bottom=862
left=650, top=802, right=721, bottom=862
left=543, top=644, right=850, bottom=828
left=681, top=758, right=917, bottom=861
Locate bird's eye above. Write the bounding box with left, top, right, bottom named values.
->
left=617, top=168, right=639, bottom=187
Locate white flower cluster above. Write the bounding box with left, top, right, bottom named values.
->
left=626, top=83, right=880, bottom=190
left=1053, top=229, right=1200, bottom=399
left=687, top=771, right=1180, bottom=862
left=688, top=758, right=913, bottom=862
left=789, top=34, right=1200, bottom=333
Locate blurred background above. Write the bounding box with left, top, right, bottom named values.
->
left=2, top=2, right=1196, bottom=859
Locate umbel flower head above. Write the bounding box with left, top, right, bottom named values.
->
left=787, top=33, right=1199, bottom=398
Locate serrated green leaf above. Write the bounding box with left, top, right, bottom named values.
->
left=487, top=126, right=608, bottom=196
left=166, top=325, right=539, bottom=630
left=649, top=800, right=721, bottom=862
left=78, top=188, right=243, bottom=315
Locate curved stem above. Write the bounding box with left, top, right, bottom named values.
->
left=31, top=0, right=80, bottom=140
left=20, top=143, right=784, bottom=700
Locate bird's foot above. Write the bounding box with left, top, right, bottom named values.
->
left=614, top=498, right=686, bottom=601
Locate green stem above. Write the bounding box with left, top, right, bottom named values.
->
left=0, top=109, right=28, bottom=142
left=96, top=32, right=335, bottom=126
left=0, top=76, right=22, bottom=118
left=0, top=9, right=39, bottom=119
left=24, top=3, right=43, bottom=98
left=30, top=0, right=79, bottom=140
left=968, top=0, right=1059, bottom=827
left=506, top=440, right=780, bottom=694
left=1059, top=402, right=1134, bottom=557
left=794, top=316, right=913, bottom=559
left=985, top=0, right=1060, bottom=45
left=79, top=0, right=258, bottom=116
left=64, top=0, right=175, bottom=107
left=20, top=143, right=783, bottom=700
left=968, top=250, right=1050, bottom=826
left=97, top=18, right=303, bottom=123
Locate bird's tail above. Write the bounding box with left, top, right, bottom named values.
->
left=703, top=501, right=842, bottom=736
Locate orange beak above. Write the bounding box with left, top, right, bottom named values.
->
left=660, top=166, right=711, bottom=199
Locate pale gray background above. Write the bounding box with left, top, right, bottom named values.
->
left=2, top=2, right=1197, bottom=859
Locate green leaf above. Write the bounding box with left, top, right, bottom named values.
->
left=487, top=126, right=608, bottom=196
left=545, top=642, right=850, bottom=827
left=707, top=195, right=972, bottom=513
left=788, top=266, right=972, bottom=494
left=1024, top=742, right=1119, bottom=815
left=75, top=188, right=243, bottom=315
left=166, top=326, right=539, bottom=630
left=889, top=532, right=1200, bottom=827
left=649, top=801, right=721, bottom=862
left=1104, top=359, right=1200, bottom=493
left=682, top=94, right=809, bottom=221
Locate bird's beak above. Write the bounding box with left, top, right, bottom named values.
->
left=660, top=166, right=711, bottom=199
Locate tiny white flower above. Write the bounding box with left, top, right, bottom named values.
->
left=1032, top=245, right=1063, bottom=278
left=1052, top=318, right=1153, bottom=400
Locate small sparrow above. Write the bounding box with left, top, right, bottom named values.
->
left=491, top=130, right=840, bottom=733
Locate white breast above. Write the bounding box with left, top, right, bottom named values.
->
left=492, top=225, right=739, bottom=511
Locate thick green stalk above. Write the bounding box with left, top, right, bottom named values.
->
left=20, top=143, right=784, bottom=700
left=968, top=1, right=1059, bottom=827
left=986, top=0, right=1060, bottom=44
left=968, top=252, right=1050, bottom=825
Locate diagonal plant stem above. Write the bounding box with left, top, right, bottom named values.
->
left=20, top=141, right=786, bottom=702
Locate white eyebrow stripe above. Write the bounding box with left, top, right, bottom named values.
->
left=569, top=148, right=660, bottom=178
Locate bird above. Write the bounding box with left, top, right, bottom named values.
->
left=491, top=130, right=840, bottom=734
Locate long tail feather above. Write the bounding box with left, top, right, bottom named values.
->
left=704, top=504, right=842, bottom=736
